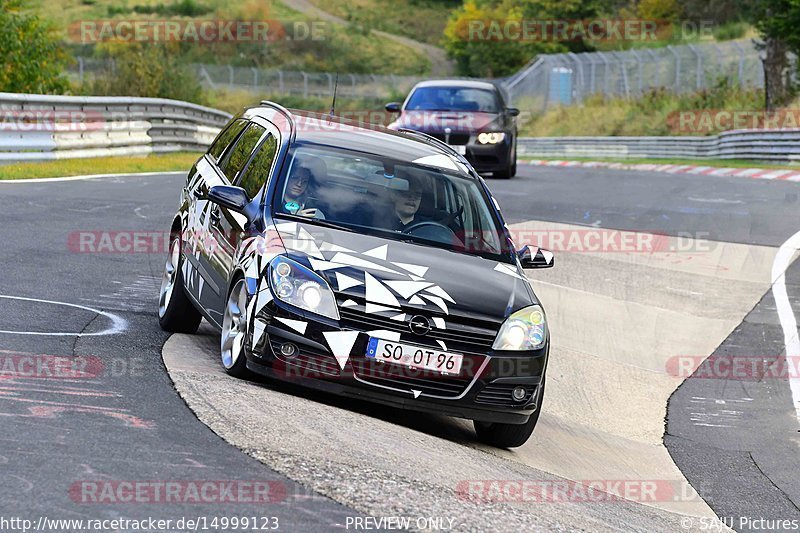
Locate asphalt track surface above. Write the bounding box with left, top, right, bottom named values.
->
left=0, top=165, right=798, bottom=531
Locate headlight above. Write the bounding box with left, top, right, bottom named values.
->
left=492, top=305, right=547, bottom=351
left=477, top=132, right=506, bottom=144
left=268, top=256, right=339, bottom=320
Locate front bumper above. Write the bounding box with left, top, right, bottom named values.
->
left=246, top=301, right=547, bottom=425
left=463, top=140, right=513, bottom=173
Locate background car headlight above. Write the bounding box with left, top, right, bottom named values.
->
left=477, top=132, right=506, bottom=144
left=492, top=305, right=547, bottom=351
left=268, top=256, right=339, bottom=320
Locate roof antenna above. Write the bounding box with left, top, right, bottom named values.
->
left=328, top=72, right=339, bottom=120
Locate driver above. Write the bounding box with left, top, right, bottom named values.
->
left=388, top=174, right=427, bottom=231
left=283, top=154, right=327, bottom=219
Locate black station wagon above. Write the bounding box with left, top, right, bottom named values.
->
left=158, top=102, right=554, bottom=447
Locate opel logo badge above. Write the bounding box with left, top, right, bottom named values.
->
left=408, top=315, right=431, bottom=336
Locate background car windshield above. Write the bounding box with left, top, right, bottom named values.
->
left=405, top=87, right=500, bottom=112
left=273, top=145, right=509, bottom=259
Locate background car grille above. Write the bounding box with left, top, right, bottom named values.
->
left=426, top=132, right=470, bottom=145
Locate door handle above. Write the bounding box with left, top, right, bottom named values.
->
left=210, top=206, right=221, bottom=222
left=193, top=188, right=204, bottom=199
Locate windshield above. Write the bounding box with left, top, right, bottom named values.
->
left=272, top=144, right=512, bottom=261
left=405, top=86, right=501, bottom=113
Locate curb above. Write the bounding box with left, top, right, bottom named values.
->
left=526, top=159, right=800, bottom=182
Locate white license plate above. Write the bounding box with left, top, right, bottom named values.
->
left=449, top=144, right=467, bottom=155
left=366, top=338, right=463, bottom=374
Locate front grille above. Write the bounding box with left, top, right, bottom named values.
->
left=426, top=132, right=470, bottom=146
left=269, top=338, right=342, bottom=377
left=475, top=382, right=538, bottom=407
left=338, top=304, right=498, bottom=352
left=352, top=358, right=473, bottom=397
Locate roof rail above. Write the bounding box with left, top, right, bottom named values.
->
left=397, top=128, right=472, bottom=168
left=259, top=100, right=295, bottom=136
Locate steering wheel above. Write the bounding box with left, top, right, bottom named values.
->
left=403, top=221, right=462, bottom=245
left=436, top=205, right=464, bottom=229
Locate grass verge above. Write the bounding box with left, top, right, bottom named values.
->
left=0, top=152, right=201, bottom=180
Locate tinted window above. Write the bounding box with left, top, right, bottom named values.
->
left=273, top=144, right=512, bottom=261
left=406, top=87, right=501, bottom=113
left=220, top=123, right=266, bottom=182
left=208, top=119, right=246, bottom=161
left=238, top=133, right=278, bottom=199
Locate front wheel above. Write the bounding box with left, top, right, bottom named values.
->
left=220, top=277, right=253, bottom=379
left=493, top=145, right=517, bottom=179
left=473, top=378, right=545, bottom=448
left=158, top=234, right=202, bottom=333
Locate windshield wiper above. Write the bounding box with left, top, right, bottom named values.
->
left=273, top=213, right=355, bottom=233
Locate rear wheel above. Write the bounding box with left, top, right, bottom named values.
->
left=158, top=234, right=202, bottom=333
left=473, top=378, right=545, bottom=448
left=220, top=277, right=253, bottom=379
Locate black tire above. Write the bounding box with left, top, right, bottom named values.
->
left=473, top=378, right=545, bottom=448
left=220, top=277, right=254, bottom=379
left=158, top=233, right=202, bottom=334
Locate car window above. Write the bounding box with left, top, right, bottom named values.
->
left=220, top=123, right=266, bottom=182
left=406, top=87, right=501, bottom=113
left=237, top=133, right=278, bottom=200
left=208, top=119, right=247, bottom=162
left=273, top=144, right=512, bottom=261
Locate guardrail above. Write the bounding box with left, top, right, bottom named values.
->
left=517, top=130, right=800, bottom=162
left=4, top=92, right=800, bottom=164
left=0, top=93, right=231, bottom=161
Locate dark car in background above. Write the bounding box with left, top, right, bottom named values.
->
left=158, top=102, right=553, bottom=447
left=385, top=80, right=520, bottom=179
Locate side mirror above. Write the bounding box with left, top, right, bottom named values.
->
left=506, top=107, right=520, bottom=117
left=385, top=102, right=402, bottom=113
left=518, top=245, right=554, bottom=269
left=208, top=185, right=250, bottom=212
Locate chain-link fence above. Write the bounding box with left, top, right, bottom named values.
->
left=69, top=58, right=425, bottom=100
left=506, top=40, right=768, bottom=114
left=70, top=40, right=777, bottom=110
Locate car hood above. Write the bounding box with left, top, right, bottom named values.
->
left=272, top=220, right=536, bottom=322
left=388, top=111, right=503, bottom=135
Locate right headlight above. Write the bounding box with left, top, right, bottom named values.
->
left=268, top=256, right=339, bottom=320
left=492, top=305, right=547, bottom=351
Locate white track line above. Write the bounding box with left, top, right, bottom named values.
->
left=0, top=171, right=184, bottom=184
left=0, top=295, right=127, bottom=336
left=771, top=230, right=800, bottom=422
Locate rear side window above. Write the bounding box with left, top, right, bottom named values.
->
left=208, top=119, right=246, bottom=161
left=220, top=123, right=266, bottom=182
left=237, top=133, right=278, bottom=199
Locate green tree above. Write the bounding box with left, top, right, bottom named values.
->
left=751, top=0, right=800, bottom=108
left=89, top=42, right=206, bottom=104
left=0, top=0, right=69, bottom=94
left=443, top=0, right=601, bottom=77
